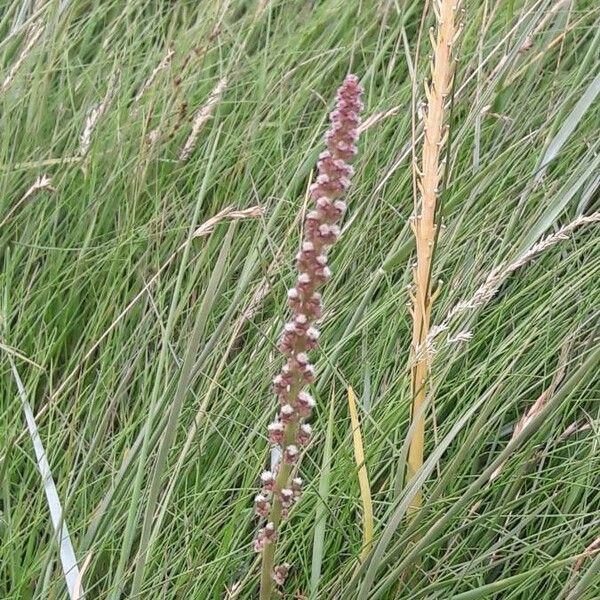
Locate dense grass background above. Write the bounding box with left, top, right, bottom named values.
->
left=1, top=0, right=599, bottom=598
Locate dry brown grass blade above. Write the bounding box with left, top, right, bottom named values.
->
left=490, top=342, right=570, bottom=482
left=192, top=205, right=264, bottom=237
left=574, top=537, right=600, bottom=572
left=358, top=105, right=402, bottom=133
left=407, top=0, right=462, bottom=515
left=559, top=420, right=592, bottom=441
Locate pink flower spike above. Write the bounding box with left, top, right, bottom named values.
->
left=255, top=74, right=362, bottom=592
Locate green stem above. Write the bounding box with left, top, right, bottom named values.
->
left=259, top=419, right=298, bottom=599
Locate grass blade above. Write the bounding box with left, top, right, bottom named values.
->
left=131, top=222, right=235, bottom=595
left=347, top=386, right=374, bottom=561
left=9, top=358, right=84, bottom=599
left=536, top=71, right=600, bottom=179
left=310, top=390, right=336, bottom=597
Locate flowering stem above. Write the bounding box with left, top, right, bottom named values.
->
left=407, top=0, right=461, bottom=514
left=259, top=422, right=297, bottom=599
left=253, top=74, right=363, bottom=598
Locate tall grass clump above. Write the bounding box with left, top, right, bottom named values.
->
left=255, top=74, right=363, bottom=599
left=2, top=1, right=599, bottom=599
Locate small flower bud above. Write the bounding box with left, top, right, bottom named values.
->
left=291, top=477, right=303, bottom=493
left=314, top=266, right=332, bottom=284
left=283, top=444, right=299, bottom=464
left=334, top=200, right=347, bottom=215
left=297, top=393, right=316, bottom=417
left=260, top=470, right=276, bottom=492
left=280, top=488, right=294, bottom=507
left=254, top=494, right=271, bottom=517
left=280, top=404, right=295, bottom=424
left=296, top=352, right=309, bottom=365
left=297, top=423, right=312, bottom=445
left=306, top=210, right=320, bottom=223
left=307, top=327, right=319, bottom=340
left=272, top=563, right=290, bottom=586
left=301, top=363, right=316, bottom=383
left=272, top=372, right=291, bottom=399
left=277, top=331, right=295, bottom=355
left=254, top=522, right=277, bottom=552
left=267, top=421, right=285, bottom=445
left=294, top=314, right=308, bottom=327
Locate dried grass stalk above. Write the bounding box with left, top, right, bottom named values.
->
left=490, top=343, right=569, bottom=482
left=357, top=105, right=402, bottom=133
left=0, top=174, right=55, bottom=229
left=1, top=22, right=44, bottom=93
left=407, top=0, right=462, bottom=514
left=192, top=205, right=264, bottom=237
left=574, top=537, right=600, bottom=572
left=179, top=77, right=228, bottom=161
left=425, top=212, right=600, bottom=357
left=79, top=72, right=119, bottom=158
left=133, top=47, right=175, bottom=105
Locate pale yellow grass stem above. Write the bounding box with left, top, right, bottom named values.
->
left=407, top=0, right=461, bottom=514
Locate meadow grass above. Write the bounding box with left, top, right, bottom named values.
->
left=1, top=1, right=599, bottom=598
